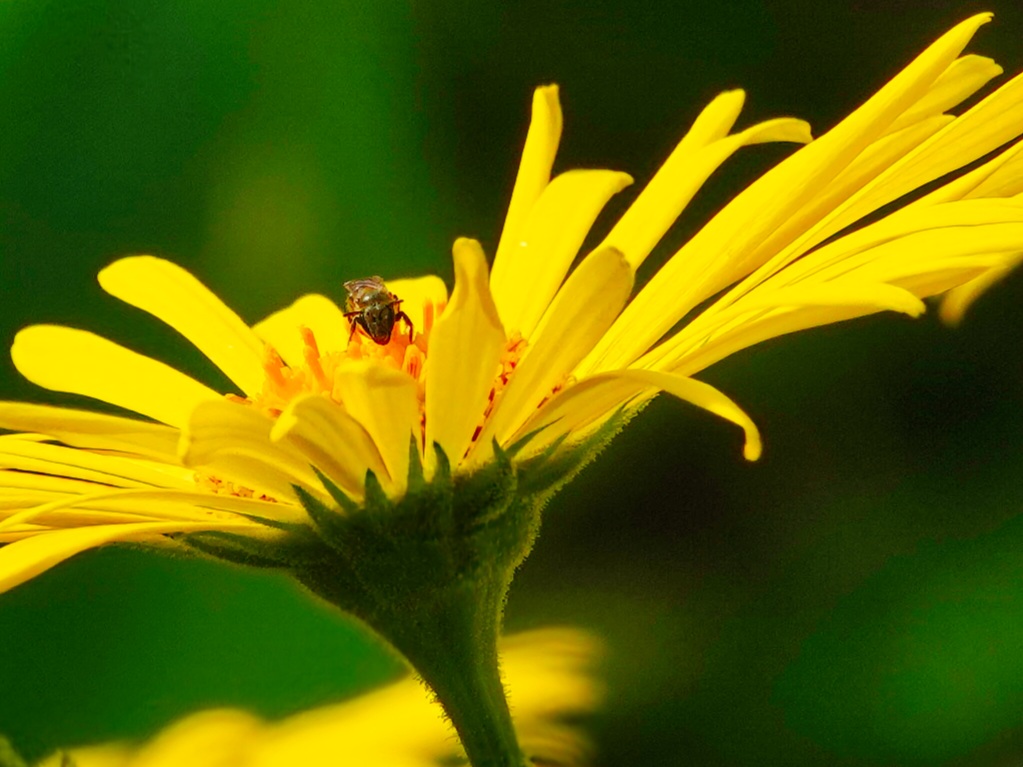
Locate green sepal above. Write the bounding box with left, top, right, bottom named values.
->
left=516, top=409, right=630, bottom=499
left=295, top=478, right=354, bottom=551
left=406, top=435, right=427, bottom=493
left=450, top=439, right=517, bottom=530
left=177, top=524, right=331, bottom=570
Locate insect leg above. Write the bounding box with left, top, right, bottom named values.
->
left=395, top=310, right=414, bottom=342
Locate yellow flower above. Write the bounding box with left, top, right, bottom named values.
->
left=4, top=14, right=1023, bottom=767
left=26, top=629, right=601, bottom=767
left=2, top=15, right=1023, bottom=588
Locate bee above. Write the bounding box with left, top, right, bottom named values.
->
left=343, top=276, right=413, bottom=345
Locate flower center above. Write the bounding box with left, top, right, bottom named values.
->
left=196, top=299, right=534, bottom=498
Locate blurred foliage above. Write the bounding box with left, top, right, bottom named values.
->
left=2, top=1, right=1023, bottom=765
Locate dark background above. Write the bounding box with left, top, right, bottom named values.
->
left=3, top=1, right=1023, bottom=765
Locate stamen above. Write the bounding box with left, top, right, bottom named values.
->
left=300, top=326, right=331, bottom=392
left=262, top=345, right=288, bottom=390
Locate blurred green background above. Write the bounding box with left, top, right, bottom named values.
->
left=3, top=1, right=1023, bottom=765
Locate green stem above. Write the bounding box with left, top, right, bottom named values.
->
left=290, top=447, right=548, bottom=767
left=384, top=581, right=525, bottom=767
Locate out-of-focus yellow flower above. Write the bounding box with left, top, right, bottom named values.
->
left=30, top=629, right=601, bottom=767
left=1, top=14, right=1021, bottom=591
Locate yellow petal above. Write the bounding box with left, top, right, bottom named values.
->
left=385, top=274, right=449, bottom=334
left=334, top=361, right=419, bottom=494
left=490, top=169, right=633, bottom=339
left=814, top=68, right=1023, bottom=242
left=0, top=470, right=300, bottom=528
left=0, top=402, right=179, bottom=460
left=98, top=257, right=267, bottom=396
left=915, top=137, right=1023, bottom=205
left=0, top=520, right=252, bottom=595
left=11, top=326, right=222, bottom=428
left=271, top=394, right=388, bottom=500
left=811, top=222, right=1023, bottom=285
left=180, top=399, right=322, bottom=501
left=0, top=439, right=195, bottom=491
left=601, top=103, right=811, bottom=269
left=765, top=200, right=1023, bottom=288
left=675, top=89, right=747, bottom=149
left=645, top=283, right=925, bottom=375
left=677, top=197, right=1023, bottom=352
left=940, top=260, right=1021, bottom=324
left=471, top=247, right=633, bottom=463
left=253, top=294, right=350, bottom=367
left=493, top=84, right=563, bottom=278
left=888, top=53, right=1003, bottom=132
left=577, top=13, right=992, bottom=375
left=520, top=369, right=761, bottom=461
left=425, top=238, right=506, bottom=473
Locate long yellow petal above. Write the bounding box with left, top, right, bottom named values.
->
left=577, top=13, right=993, bottom=375
left=519, top=369, right=761, bottom=461
left=98, top=256, right=267, bottom=396
left=809, top=69, right=1023, bottom=244
left=0, top=439, right=195, bottom=490
left=334, top=361, right=419, bottom=494
left=0, top=520, right=255, bottom=595
left=471, top=247, right=632, bottom=464
left=0, top=402, right=179, bottom=460
left=424, top=239, right=506, bottom=474
left=644, top=283, right=924, bottom=374
left=11, top=326, right=222, bottom=428
left=253, top=294, right=350, bottom=367
left=271, top=394, right=388, bottom=500
left=492, top=85, right=563, bottom=281
left=601, top=103, right=810, bottom=269
left=489, top=169, right=633, bottom=340
left=888, top=53, right=1002, bottom=132
left=660, top=259, right=1002, bottom=379
left=767, top=200, right=1023, bottom=287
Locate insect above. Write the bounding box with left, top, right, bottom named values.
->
left=343, top=276, right=413, bottom=345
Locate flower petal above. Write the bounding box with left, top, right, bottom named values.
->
left=425, top=239, right=506, bottom=474
left=0, top=438, right=195, bottom=490
left=647, top=284, right=924, bottom=376
left=578, top=13, right=993, bottom=375
left=334, top=361, right=419, bottom=495
left=98, top=256, right=267, bottom=396
left=271, top=394, right=388, bottom=500
left=520, top=369, right=761, bottom=461
left=493, top=85, right=563, bottom=278
left=253, top=294, right=350, bottom=368
left=471, top=247, right=633, bottom=464
left=888, top=54, right=1002, bottom=132
left=0, top=520, right=252, bottom=595
left=601, top=93, right=811, bottom=269
left=11, top=326, right=222, bottom=428
left=490, top=169, right=633, bottom=340
left=0, top=402, right=180, bottom=460
left=180, top=399, right=322, bottom=501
